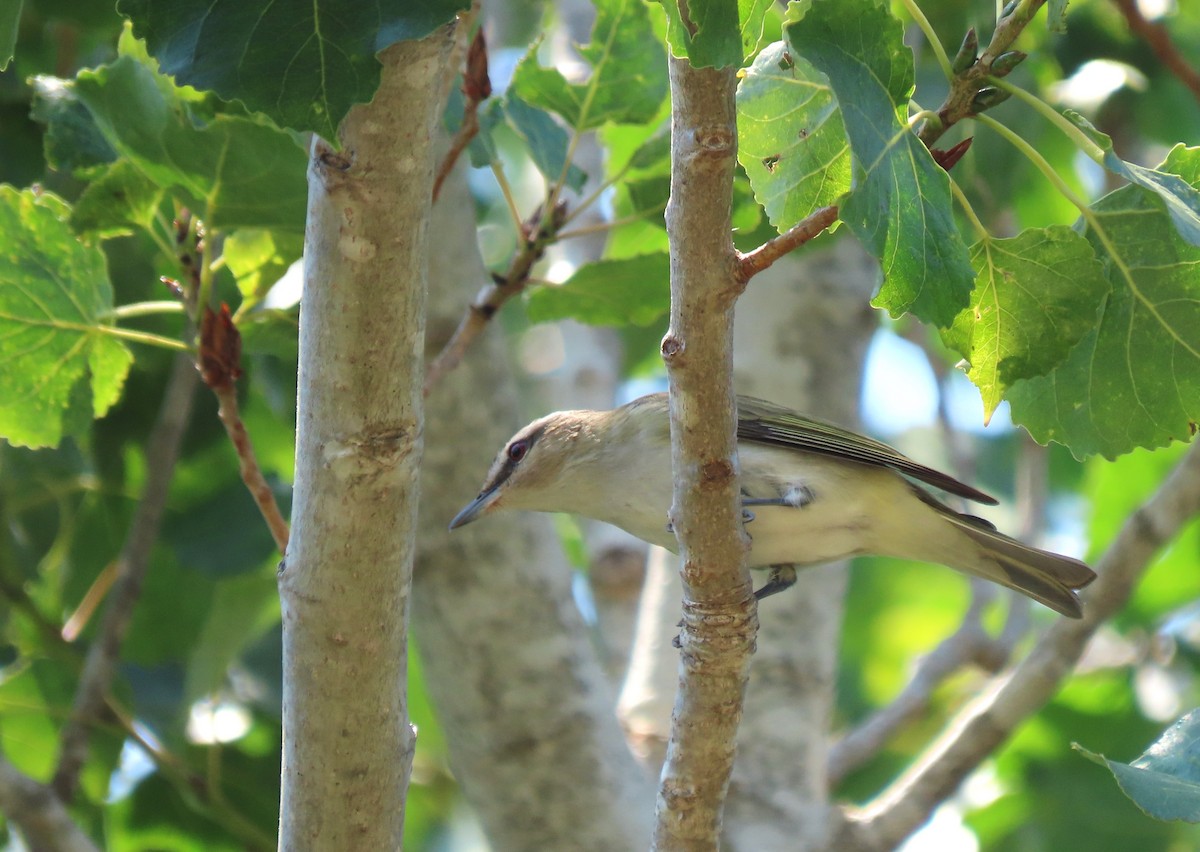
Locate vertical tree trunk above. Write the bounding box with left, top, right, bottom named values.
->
left=725, top=240, right=879, bottom=850
left=278, top=27, right=456, bottom=848
left=415, top=151, right=654, bottom=849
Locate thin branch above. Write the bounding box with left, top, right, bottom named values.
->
left=423, top=202, right=566, bottom=396
left=842, top=440, right=1200, bottom=851
left=915, top=0, right=1047, bottom=147
left=433, top=27, right=492, bottom=203
left=52, top=352, right=198, bottom=803
left=0, top=756, right=98, bottom=852
left=1112, top=0, right=1200, bottom=104
left=735, top=205, right=839, bottom=285
left=654, top=56, right=756, bottom=851
left=199, top=305, right=290, bottom=553
left=211, top=384, right=289, bottom=552
left=827, top=587, right=1007, bottom=786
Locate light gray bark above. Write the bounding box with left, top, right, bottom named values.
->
left=725, top=239, right=879, bottom=851
left=414, top=150, right=654, bottom=850
left=278, top=29, right=456, bottom=848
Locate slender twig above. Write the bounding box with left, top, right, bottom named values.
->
left=1112, top=0, right=1200, bottom=104
left=0, top=756, right=99, bottom=852
left=434, top=27, right=492, bottom=203
left=735, top=205, right=839, bottom=284
left=211, top=383, right=289, bottom=552
left=828, top=591, right=1006, bottom=786
left=423, top=202, right=566, bottom=395
left=841, top=441, right=1200, bottom=850
left=52, top=352, right=198, bottom=803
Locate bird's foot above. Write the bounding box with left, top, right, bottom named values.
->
left=742, top=484, right=815, bottom=510
left=753, top=564, right=798, bottom=601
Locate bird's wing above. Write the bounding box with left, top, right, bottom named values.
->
left=735, top=395, right=999, bottom=506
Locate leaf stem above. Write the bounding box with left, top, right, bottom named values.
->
left=975, top=114, right=1089, bottom=211
left=106, top=301, right=186, bottom=320
left=988, top=78, right=1107, bottom=161
left=901, top=0, right=954, bottom=79
left=95, top=325, right=191, bottom=351
left=948, top=179, right=989, bottom=241
left=490, top=160, right=523, bottom=231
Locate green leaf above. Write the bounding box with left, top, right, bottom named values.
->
left=943, top=226, right=1109, bottom=421
left=736, top=40, right=850, bottom=233
left=1077, top=709, right=1200, bottom=823
left=656, top=0, right=769, bottom=67
left=626, top=175, right=671, bottom=220
left=70, top=159, right=166, bottom=237
left=465, top=97, right=504, bottom=168
left=184, top=570, right=280, bottom=706
left=627, top=124, right=672, bottom=171
left=657, top=0, right=742, bottom=68
left=0, top=0, right=19, bottom=71
left=1008, top=145, right=1200, bottom=458
left=238, top=308, right=301, bottom=360
left=1068, top=114, right=1200, bottom=247
left=29, top=76, right=118, bottom=177
left=503, top=96, right=587, bottom=192
left=739, top=0, right=774, bottom=59
left=224, top=229, right=303, bottom=305
left=72, top=56, right=308, bottom=233
left=510, top=0, right=667, bottom=131
left=785, top=0, right=975, bottom=328
left=525, top=254, right=670, bottom=326
left=0, top=187, right=133, bottom=449
left=118, top=0, right=469, bottom=141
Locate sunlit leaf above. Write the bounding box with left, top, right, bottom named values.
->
left=1008, top=146, right=1200, bottom=458
left=510, top=0, right=666, bottom=131
left=1069, top=115, right=1200, bottom=246
left=0, top=187, right=132, bottom=449
left=71, top=56, right=307, bottom=232
left=944, top=226, right=1108, bottom=420
left=785, top=0, right=975, bottom=327
left=737, top=40, right=850, bottom=233
left=524, top=254, right=670, bottom=326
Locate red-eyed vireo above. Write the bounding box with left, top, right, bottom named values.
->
left=450, top=393, right=1096, bottom=617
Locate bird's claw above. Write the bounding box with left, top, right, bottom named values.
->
left=753, top=564, right=798, bottom=601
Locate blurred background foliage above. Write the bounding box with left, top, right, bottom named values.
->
left=1, top=0, right=1199, bottom=848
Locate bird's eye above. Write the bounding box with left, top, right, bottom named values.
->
left=507, top=440, right=529, bottom=462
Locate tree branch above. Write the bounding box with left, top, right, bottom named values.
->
left=278, top=27, right=457, bottom=848
left=654, top=55, right=757, bottom=851
left=916, top=0, right=1048, bottom=147
left=735, top=205, right=839, bottom=284
left=53, top=351, right=198, bottom=802
left=0, top=756, right=98, bottom=852
left=841, top=440, right=1200, bottom=850
left=828, top=588, right=1005, bottom=786
left=423, top=202, right=565, bottom=396
left=433, top=27, right=492, bottom=202
left=1111, top=0, right=1200, bottom=104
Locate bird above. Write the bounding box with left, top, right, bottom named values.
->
left=450, top=393, right=1096, bottom=617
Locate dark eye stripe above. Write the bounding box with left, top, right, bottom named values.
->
left=490, top=425, right=545, bottom=490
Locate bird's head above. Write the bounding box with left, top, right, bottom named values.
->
left=449, top=409, right=608, bottom=529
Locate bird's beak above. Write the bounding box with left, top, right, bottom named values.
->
left=449, top=487, right=500, bottom=530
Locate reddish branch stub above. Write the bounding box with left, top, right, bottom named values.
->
left=199, top=304, right=243, bottom=390
left=464, top=29, right=492, bottom=102
left=930, top=137, right=973, bottom=172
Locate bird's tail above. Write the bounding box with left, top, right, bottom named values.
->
left=945, top=514, right=1097, bottom=618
